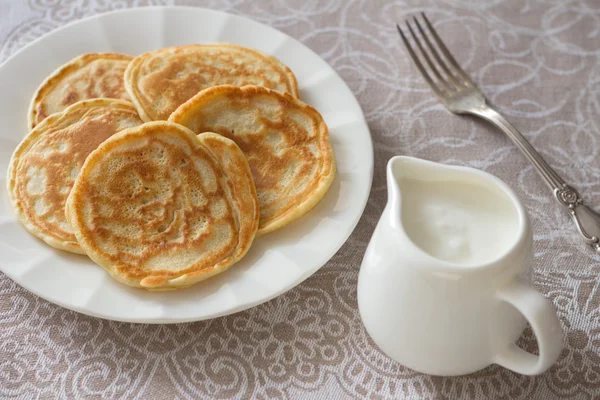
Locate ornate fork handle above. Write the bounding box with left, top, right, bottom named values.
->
left=470, top=104, right=600, bottom=253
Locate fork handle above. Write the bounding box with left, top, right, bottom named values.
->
left=469, top=104, right=600, bottom=253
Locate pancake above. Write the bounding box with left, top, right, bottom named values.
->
left=65, top=122, right=259, bottom=290
left=29, top=53, right=132, bottom=129
left=124, top=43, right=298, bottom=122
left=169, top=85, right=336, bottom=235
left=8, top=99, right=144, bottom=254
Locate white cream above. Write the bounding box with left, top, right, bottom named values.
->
left=400, top=178, right=519, bottom=265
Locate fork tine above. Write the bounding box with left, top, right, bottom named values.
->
left=404, top=19, right=453, bottom=93
left=396, top=24, right=445, bottom=98
left=420, top=12, right=474, bottom=86
left=411, top=16, right=462, bottom=89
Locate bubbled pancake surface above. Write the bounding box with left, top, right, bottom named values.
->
left=28, top=53, right=133, bottom=129
left=8, top=99, right=144, bottom=254
left=65, top=122, right=259, bottom=290
left=124, top=43, right=298, bottom=122
left=169, top=85, right=336, bottom=235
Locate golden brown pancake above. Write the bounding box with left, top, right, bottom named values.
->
left=7, top=99, right=144, bottom=254
left=169, top=85, right=336, bottom=235
left=124, top=43, right=298, bottom=122
left=29, top=53, right=132, bottom=129
left=65, top=122, right=259, bottom=290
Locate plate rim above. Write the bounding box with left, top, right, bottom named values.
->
left=0, top=5, right=374, bottom=324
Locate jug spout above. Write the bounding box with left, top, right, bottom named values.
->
left=386, top=156, right=419, bottom=229
left=386, top=156, right=448, bottom=229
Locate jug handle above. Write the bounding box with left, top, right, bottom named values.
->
left=492, top=279, right=563, bottom=375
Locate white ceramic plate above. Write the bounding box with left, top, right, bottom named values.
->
left=0, top=7, right=373, bottom=323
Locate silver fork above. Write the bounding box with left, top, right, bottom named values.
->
left=397, top=13, right=600, bottom=254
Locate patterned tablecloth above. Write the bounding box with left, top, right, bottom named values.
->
left=1, top=0, right=600, bottom=399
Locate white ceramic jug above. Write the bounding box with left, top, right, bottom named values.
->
left=358, top=156, right=563, bottom=376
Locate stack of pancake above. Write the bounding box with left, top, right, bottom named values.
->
left=7, top=44, right=336, bottom=291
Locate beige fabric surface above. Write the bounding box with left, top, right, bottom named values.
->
left=1, top=0, right=599, bottom=399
